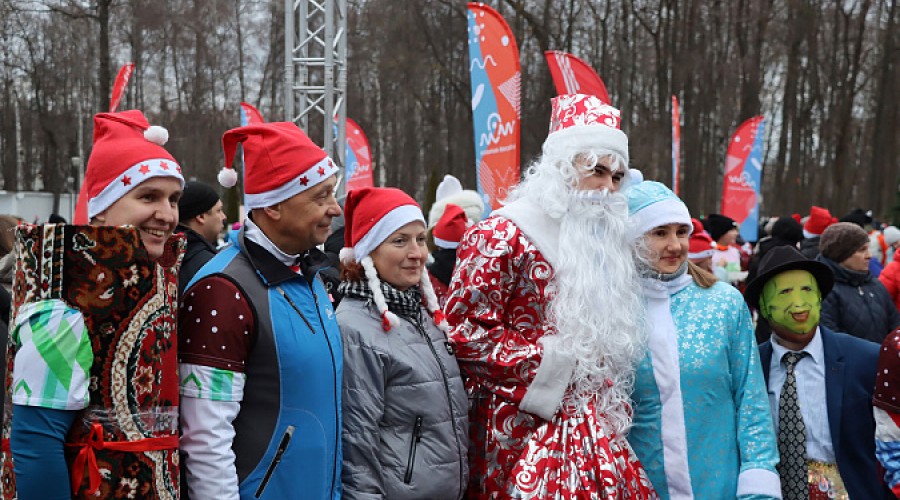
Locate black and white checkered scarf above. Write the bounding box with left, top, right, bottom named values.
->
left=338, top=279, right=423, bottom=324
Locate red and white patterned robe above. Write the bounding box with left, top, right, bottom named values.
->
left=445, top=212, right=657, bottom=499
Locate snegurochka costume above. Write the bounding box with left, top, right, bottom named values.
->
left=1, top=224, right=184, bottom=499
left=625, top=182, right=780, bottom=499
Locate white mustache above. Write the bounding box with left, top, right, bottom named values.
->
left=573, top=188, right=611, bottom=203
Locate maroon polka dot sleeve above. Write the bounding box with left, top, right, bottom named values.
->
left=179, top=276, right=255, bottom=373
left=875, top=328, right=900, bottom=413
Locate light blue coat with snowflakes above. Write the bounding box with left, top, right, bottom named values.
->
left=628, top=274, right=782, bottom=500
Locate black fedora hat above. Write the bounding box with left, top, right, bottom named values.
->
left=744, top=246, right=834, bottom=309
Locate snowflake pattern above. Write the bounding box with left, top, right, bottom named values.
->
left=630, top=281, right=778, bottom=498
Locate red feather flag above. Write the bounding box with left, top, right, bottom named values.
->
left=109, top=62, right=135, bottom=113
left=544, top=50, right=610, bottom=104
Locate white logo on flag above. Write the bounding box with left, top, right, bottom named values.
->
left=555, top=53, right=580, bottom=94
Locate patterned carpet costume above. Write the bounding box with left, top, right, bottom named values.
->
left=1, top=224, right=183, bottom=499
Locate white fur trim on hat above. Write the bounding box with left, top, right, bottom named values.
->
left=361, top=256, right=399, bottom=331
left=243, top=155, right=338, bottom=209
left=432, top=237, right=459, bottom=250
left=88, top=158, right=185, bottom=219
left=688, top=249, right=714, bottom=260
left=630, top=198, right=692, bottom=241
left=542, top=124, right=629, bottom=168
left=428, top=190, right=485, bottom=228
left=353, top=204, right=425, bottom=262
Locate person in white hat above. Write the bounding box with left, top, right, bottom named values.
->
left=445, top=93, right=655, bottom=497
left=336, top=187, right=468, bottom=499
left=427, top=174, right=484, bottom=229
left=879, top=226, right=900, bottom=311
left=625, top=181, right=780, bottom=499
left=3, top=110, right=185, bottom=498
left=178, top=121, right=343, bottom=499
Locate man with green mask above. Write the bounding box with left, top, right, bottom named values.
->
left=745, top=246, right=891, bottom=499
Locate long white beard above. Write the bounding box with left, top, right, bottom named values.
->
left=547, top=189, right=646, bottom=435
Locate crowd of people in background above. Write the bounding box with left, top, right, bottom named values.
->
left=0, top=94, right=899, bottom=499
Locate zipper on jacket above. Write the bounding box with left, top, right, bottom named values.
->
left=276, top=281, right=340, bottom=495
left=404, top=416, right=424, bottom=484
left=255, top=425, right=295, bottom=498
left=309, top=280, right=341, bottom=497
left=276, top=286, right=315, bottom=334
left=412, top=322, right=466, bottom=497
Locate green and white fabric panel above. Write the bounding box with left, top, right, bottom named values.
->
left=179, top=363, right=245, bottom=402
left=11, top=299, right=91, bottom=409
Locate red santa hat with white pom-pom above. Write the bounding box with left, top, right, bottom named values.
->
left=218, top=122, right=339, bottom=209
left=432, top=204, right=469, bottom=249
left=340, top=187, right=448, bottom=332
left=74, top=110, right=184, bottom=223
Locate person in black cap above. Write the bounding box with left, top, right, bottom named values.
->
left=177, top=180, right=226, bottom=292
left=47, top=213, right=66, bottom=224
left=839, top=207, right=873, bottom=229
left=705, top=213, right=746, bottom=284
left=745, top=245, right=892, bottom=499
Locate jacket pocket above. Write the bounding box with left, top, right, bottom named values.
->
left=255, top=425, right=295, bottom=498
left=403, top=416, right=424, bottom=484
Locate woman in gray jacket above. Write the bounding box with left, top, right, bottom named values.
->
left=336, top=187, right=469, bottom=500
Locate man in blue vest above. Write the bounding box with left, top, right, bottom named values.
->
left=179, top=122, right=343, bottom=499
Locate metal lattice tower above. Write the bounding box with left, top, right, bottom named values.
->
left=285, top=0, right=348, bottom=167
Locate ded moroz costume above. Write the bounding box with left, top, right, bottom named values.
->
left=445, top=93, right=657, bottom=499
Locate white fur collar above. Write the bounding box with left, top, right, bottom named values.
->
left=640, top=273, right=693, bottom=299
left=493, top=199, right=561, bottom=268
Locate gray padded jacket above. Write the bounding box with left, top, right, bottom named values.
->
left=337, top=297, right=469, bottom=500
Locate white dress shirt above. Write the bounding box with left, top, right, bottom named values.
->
left=768, top=327, right=835, bottom=462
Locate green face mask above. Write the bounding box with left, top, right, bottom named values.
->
left=760, top=269, right=822, bottom=335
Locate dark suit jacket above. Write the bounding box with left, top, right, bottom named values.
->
left=760, top=326, right=893, bottom=499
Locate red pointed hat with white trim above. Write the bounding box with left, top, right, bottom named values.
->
left=83, top=110, right=183, bottom=220
left=219, top=122, right=339, bottom=209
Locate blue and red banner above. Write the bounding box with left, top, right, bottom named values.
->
left=721, top=116, right=765, bottom=242
left=544, top=50, right=610, bottom=104
left=344, top=118, right=373, bottom=191
left=672, top=95, right=681, bottom=196
left=466, top=2, right=520, bottom=214
left=240, top=102, right=265, bottom=126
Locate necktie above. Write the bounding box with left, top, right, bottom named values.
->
left=778, top=351, right=808, bottom=499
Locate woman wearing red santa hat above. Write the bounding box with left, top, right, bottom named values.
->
left=336, top=187, right=468, bottom=500
left=1, top=110, right=185, bottom=499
